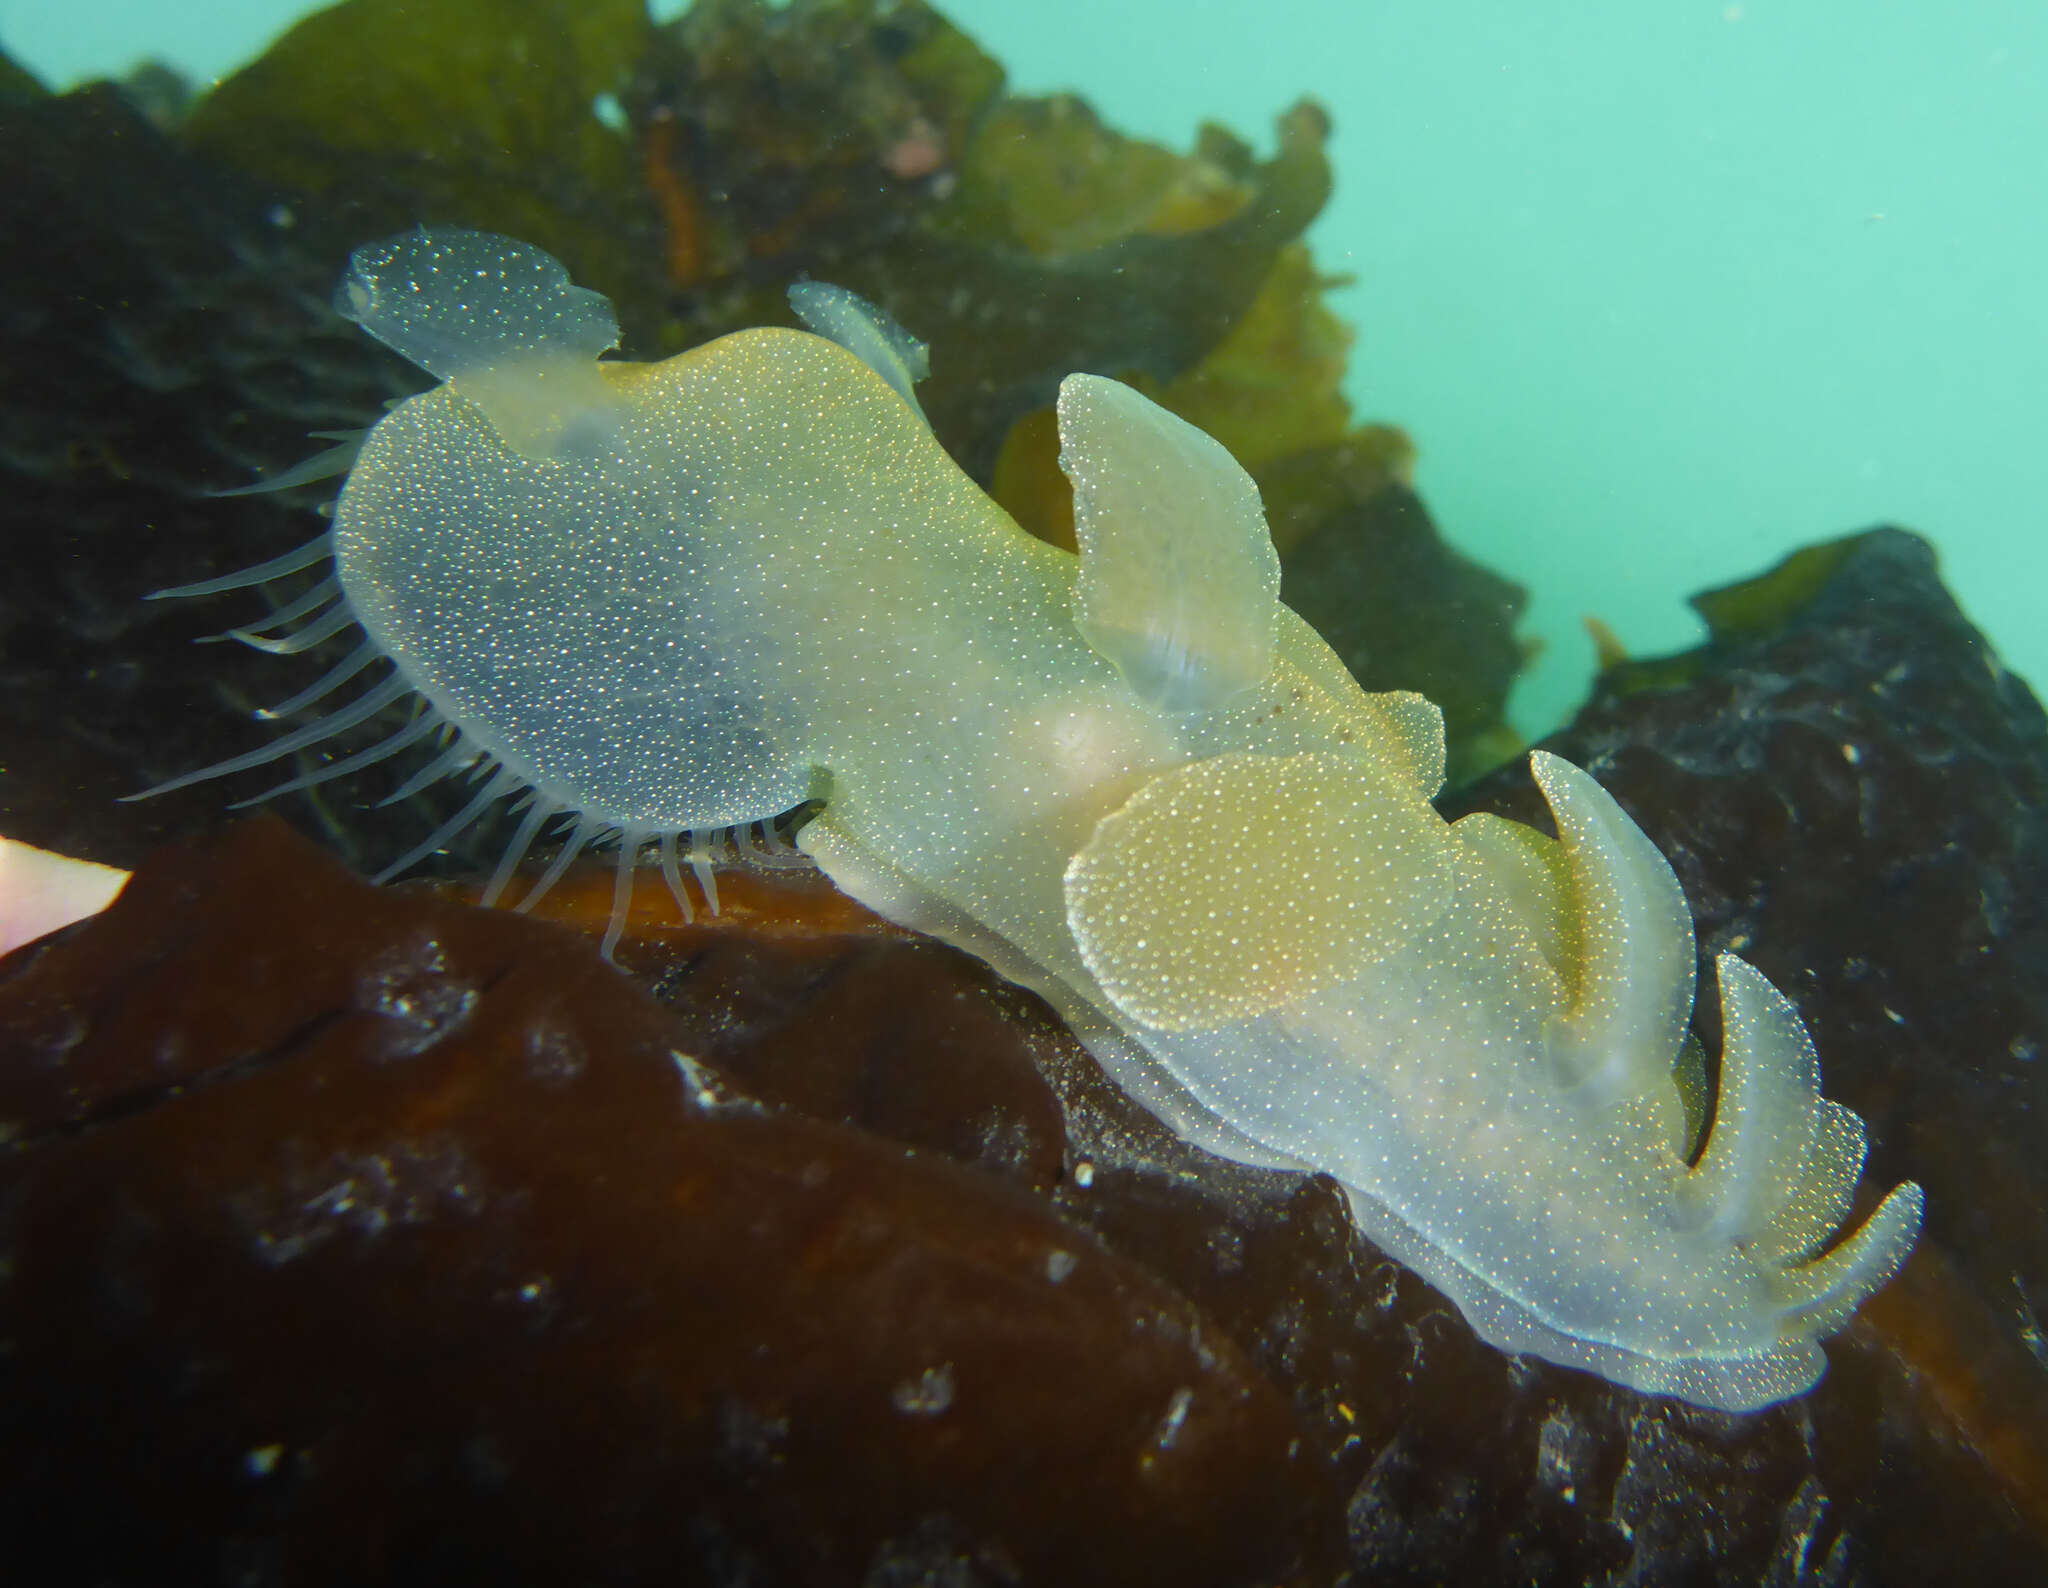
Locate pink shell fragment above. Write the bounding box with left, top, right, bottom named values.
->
left=0, top=835, right=130, bottom=956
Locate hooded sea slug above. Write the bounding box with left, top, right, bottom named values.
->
left=144, top=229, right=1923, bottom=1412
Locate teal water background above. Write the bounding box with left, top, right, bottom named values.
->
left=7, top=0, right=2042, bottom=741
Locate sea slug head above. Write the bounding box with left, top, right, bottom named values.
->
left=336, top=228, right=622, bottom=458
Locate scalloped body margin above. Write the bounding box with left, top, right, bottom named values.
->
left=159, top=231, right=1923, bottom=1411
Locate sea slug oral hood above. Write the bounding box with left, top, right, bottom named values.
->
left=142, top=228, right=1922, bottom=1411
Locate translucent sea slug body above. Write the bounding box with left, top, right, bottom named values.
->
left=162, top=231, right=1922, bottom=1411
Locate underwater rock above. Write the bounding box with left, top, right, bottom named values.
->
left=1447, top=526, right=2048, bottom=1583
left=0, top=817, right=1321, bottom=1586
left=0, top=84, right=423, bottom=873
left=0, top=43, right=46, bottom=104
left=185, top=0, right=653, bottom=319
left=565, top=861, right=1075, bottom=1192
